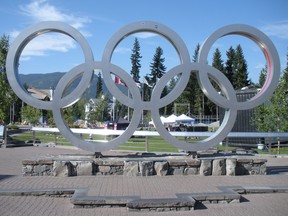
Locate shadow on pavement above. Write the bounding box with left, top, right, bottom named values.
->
left=267, top=166, right=288, bottom=175
left=0, top=175, right=16, bottom=181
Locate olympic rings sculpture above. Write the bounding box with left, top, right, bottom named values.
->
left=6, top=21, right=280, bottom=152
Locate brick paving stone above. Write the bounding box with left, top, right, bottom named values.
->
left=0, top=146, right=288, bottom=216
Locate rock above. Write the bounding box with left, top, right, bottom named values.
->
left=168, top=159, right=186, bottom=166
left=185, top=159, right=201, bottom=167
left=76, top=161, right=93, bottom=176
left=172, top=167, right=184, bottom=175
left=259, top=164, right=267, bottom=175
left=199, top=159, right=212, bottom=176
left=226, top=159, right=236, bottom=176
left=212, top=159, right=226, bottom=176
left=185, top=167, right=199, bottom=175
left=123, top=161, right=139, bottom=176
left=98, top=165, right=111, bottom=174
left=53, top=161, right=70, bottom=177
left=139, top=161, right=154, bottom=176
left=154, top=162, right=168, bottom=176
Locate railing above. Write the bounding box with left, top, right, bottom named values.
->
left=31, top=127, right=288, bottom=154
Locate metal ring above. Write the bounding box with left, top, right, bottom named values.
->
left=6, top=21, right=94, bottom=110
left=198, top=24, right=280, bottom=110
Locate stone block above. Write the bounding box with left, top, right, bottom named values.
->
left=168, top=159, right=186, bottom=166
left=154, top=161, right=168, bottom=176
left=53, top=161, right=70, bottom=177
left=259, top=164, right=267, bottom=175
left=22, top=165, right=33, bottom=176
left=139, top=161, right=154, bottom=176
left=199, top=159, right=212, bottom=176
left=226, top=159, right=236, bottom=176
left=172, top=167, right=184, bottom=175
left=123, top=161, right=139, bottom=176
left=212, top=159, right=226, bottom=176
left=253, top=159, right=267, bottom=164
left=98, top=165, right=111, bottom=174
left=184, top=167, right=199, bottom=175
left=22, top=160, right=39, bottom=165
left=237, top=158, right=253, bottom=163
left=33, top=164, right=52, bottom=176
left=37, top=159, right=54, bottom=165
left=102, top=159, right=124, bottom=166
left=94, top=159, right=103, bottom=166
left=185, top=159, right=201, bottom=167
left=76, top=161, right=93, bottom=176
left=109, top=166, right=123, bottom=175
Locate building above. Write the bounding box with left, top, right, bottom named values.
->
left=220, top=88, right=259, bottom=146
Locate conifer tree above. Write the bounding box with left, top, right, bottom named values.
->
left=233, top=45, right=250, bottom=89
left=212, top=48, right=224, bottom=72
left=149, top=46, right=166, bottom=85
left=259, top=65, right=267, bottom=88
left=225, top=46, right=236, bottom=86
left=130, top=38, right=142, bottom=82
left=148, top=46, right=167, bottom=115
left=96, top=72, right=103, bottom=98
left=174, top=44, right=201, bottom=116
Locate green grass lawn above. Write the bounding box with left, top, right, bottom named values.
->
left=11, top=131, right=288, bottom=154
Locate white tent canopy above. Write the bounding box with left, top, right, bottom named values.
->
left=149, top=114, right=196, bottom=126
left=165, top=114, right=177, bottom=124
left=149, top=116, right=171, bottom=126
left=176, top=114, right=195, bottom=121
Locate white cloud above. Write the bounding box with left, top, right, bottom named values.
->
left=15, top=0, right=91, bottom=59
left=23, top=34, right=75, bottom=56
left=20, top=0, right=91, bottom=28
left=114, top=47, right=131, bottom=54
left=255, top=63, right=265, bottom=69
left=134, top=32, right=158, bottom=39
left=261, top=21, right=288, bottom=39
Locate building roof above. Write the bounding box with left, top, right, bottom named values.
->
left=27, top=87, right=52, bottom=100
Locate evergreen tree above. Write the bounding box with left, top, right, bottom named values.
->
left=259, top=65, right=267, bottom=88
left=191, top=43, right=205, bottom=116
left=148, top=46, right=167, bottom=115
left=225, top=46, right=236, bottom=86
left=212, top=48, right=225, bottom=72
left=130, top=38, right=142, bottom=82
left=206, top=48, right=225, bottom=116
left=192, top=43, right=200, bottom=62
left=233, top=45, right=250, bottom=89
left=174, top=43, right=201, bottom=116
left=149, top=46, right=166, bottom=85
left=96, top=72, right=103, bottom=98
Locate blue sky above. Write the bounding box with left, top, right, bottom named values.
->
left=1, top=0, right=288, bottom=84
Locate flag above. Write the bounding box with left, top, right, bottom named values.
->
left=142, top=77, right=152, bottom=87
left=115, top=76, right=127, bottom=87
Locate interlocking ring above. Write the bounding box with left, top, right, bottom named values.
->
left=6, top=21, right=280, bottom=152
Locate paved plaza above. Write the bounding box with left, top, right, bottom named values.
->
left=0, top=145, right=288, bottom=216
